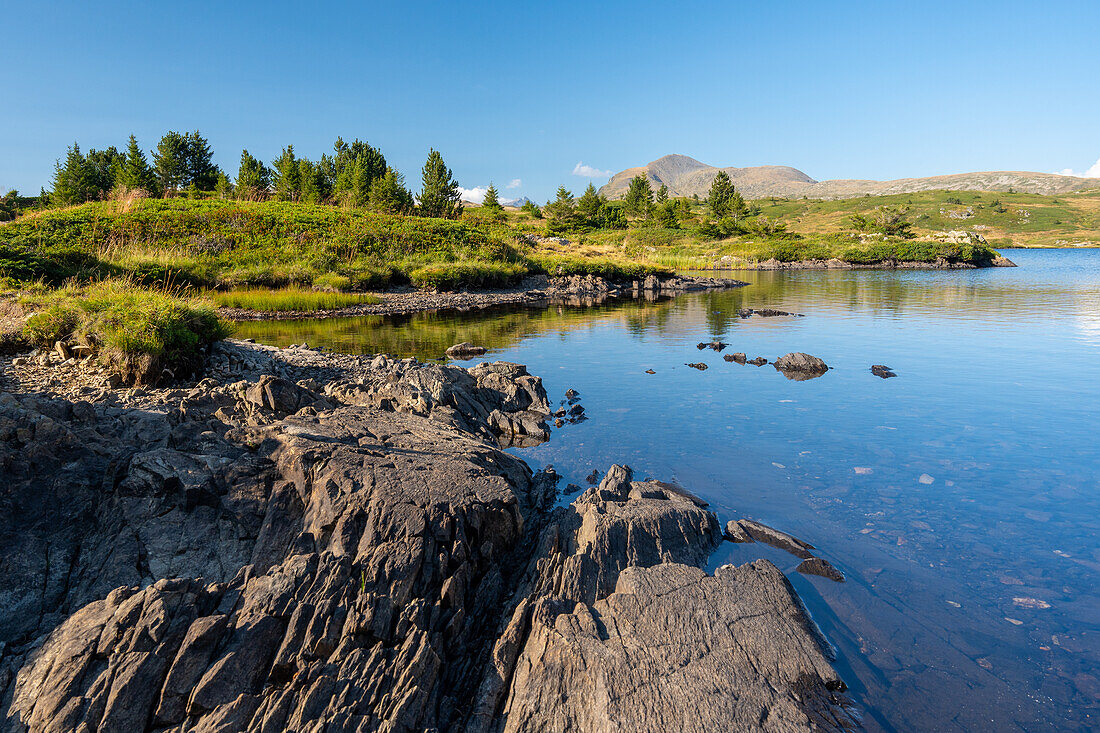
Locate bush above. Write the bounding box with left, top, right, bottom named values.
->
left=312, top=272, right=351, bottom=292
left=408, top=261, right=528, bottom=291
left=20, top=280, right=230, bottom=383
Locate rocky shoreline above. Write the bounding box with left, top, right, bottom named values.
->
left=0, top=340, right=858, bottom=731
left=708, top=255, right=1017, bottom=271
left=217, top=273, right=748, bottom=321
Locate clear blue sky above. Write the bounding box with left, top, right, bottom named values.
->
left=2, top=0, right=1098, bottom=201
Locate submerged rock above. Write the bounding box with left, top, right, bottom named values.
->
left=724, top=352, right=747, bottom=363
left=871, top=364, right=897, bottom=378
left=747, top=356, right=769, bottom=366
left=685, top=362, right=708, bottom=371
left=737, top=519, right=817, bottom=559
left=797, top=557, right=846, bottom=582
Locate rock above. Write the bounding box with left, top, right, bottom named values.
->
left=564, top=388, right=578, bottom=399
left=0, top=342, right=853, bottom=733
left=696, top=341, right=727, bottom=351
left=54, top=340, right=71, bottom=361
left=724, top=352, right=747, bottom=363
left=871, top=364, right=897, bottom=378
left=737, top=519, right=816, bottom=559
left=796, top=557, right=846, bottom=582
left=773, top=353, right=829, bottom=373
left=644, top=369, right=655, bottom=374
left=685, top=362, right=708, bottom=371
left=586, top=469, right=600, bottom=484
left=738, top=308, right=801, bottom=318
left=724, top=520, right=755, bottom=543
left=747, top=356, right=768, bottom=366
left=446, top=342, right=488, bottom=359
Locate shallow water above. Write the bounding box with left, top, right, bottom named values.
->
left=238, top=249, right=1100, bottom=731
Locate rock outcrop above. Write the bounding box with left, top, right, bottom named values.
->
left=0, top=341, right=856, bottom=732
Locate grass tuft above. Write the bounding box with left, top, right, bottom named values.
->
left=207, top=286, right=379, bottom=312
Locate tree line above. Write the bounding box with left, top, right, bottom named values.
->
left=47, top=132, right=464, bottom=219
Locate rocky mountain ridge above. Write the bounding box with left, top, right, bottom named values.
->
left=599, top=154, right=1099, bottom=200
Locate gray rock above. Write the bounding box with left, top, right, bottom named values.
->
left=737, top=519, right=817, bottom=559
left=724, top=519, right=755, bottom=543
left=773, top=353, right=829, bottom=373
left=447, top=342, right=488, bottom=359
left=796, top=557, right=846, bottom=583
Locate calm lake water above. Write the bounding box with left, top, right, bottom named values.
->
left=238, top=249, right=1100, bottom=732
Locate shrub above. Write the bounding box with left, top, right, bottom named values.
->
left=312, top=272, right=351, bottom=292
left=408, top=261, right=528, bottom=291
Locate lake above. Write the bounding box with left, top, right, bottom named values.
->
left=237, top=249, right=1100, bottom=732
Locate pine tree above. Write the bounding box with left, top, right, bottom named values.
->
left=655, top=184, right=669, bottom=204
left=51, top=143, right=93, bottom=205
left=84, top=146, right=124, bottom=199
left=623, top=175, right=654, bottom=219
left=333, top=138, right=386, bottom=207
left=545, top=186, right=578, bottom=233
left=482, top=183, right=503, bottom=211
left=153, top=131, right=188, bottom=195
left=707, top=171, right=745, bottom=220
left=214, top=171, right=233, bottom=200
left=184, top=131, right=219, bottom=190
left=520, top=199, right=542, bottom=219
left=236, top=150, right=270, bottom=199
left=417, top=149, right=462, bottom=219
left=368, top=168, right=414, bottom=214
left=117, top=135, right=157, bottom=194
left=576, top=183, right=603, bottom=224
left=272, top=146, right=301, bottom=201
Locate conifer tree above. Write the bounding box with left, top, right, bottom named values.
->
left=116, top=135, right=157, bottom=194
left=272, top=146, right=301, bottom=201
left=576, top=182, right=603, bottom=223
left=545, top=186, right=578, bottom=232
left=153, top=131, right=188, bottom=195
left=84, top=146, right=124, bottom=199
left=368, top=168, right=414, bottom=214
left=236, top=150, right=270, bottom=199
left=214, top=171, right=233, bottom=200
left=623, top=175, right=654, bottom=219
left=707, top=171, right=745, bottom=220
left=51, top=143, right=93, bottom=205
left=183, top=131, right=219, bottom=190
left=417, top=149, right=462, bottom=219
left=655, top=184, right=669, bottom=204
left=482, top=183, right=503, bottom=211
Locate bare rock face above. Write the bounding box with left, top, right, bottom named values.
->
left=0, top=343, right=855, bottom=732
left=466, top=468, right=857, bottom=732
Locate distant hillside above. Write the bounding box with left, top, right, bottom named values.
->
left=598, top=154, right=1100, bottom=200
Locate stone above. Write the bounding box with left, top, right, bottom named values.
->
left=446, top=342, right=488, bottom=359
left=737, top=519, right=816, bottom=559
left=871, top=364, right=897, bottom=378
left=685, top=362, right=708, bottom=370
left=748, top=356, right=768, bottom=366
left=796, top=557, right=846, bottom=582
left=773, top=353, right=829, bottom=373
left=724, top=520, right=755, bottom=543
left=724, top=352, right=747, bottom=363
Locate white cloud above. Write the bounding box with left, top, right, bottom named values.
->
left=506, top=178, right=522, bottom=189
left=458, top=185, right=489, bottom=204
left=1054, top=157, right=1100, bottom=178
left=572, top=162, right=612, bottom=178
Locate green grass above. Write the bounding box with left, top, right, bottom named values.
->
left=20, top=279, right=230, bottom=383
left=207, top=286, right=380, bottom=312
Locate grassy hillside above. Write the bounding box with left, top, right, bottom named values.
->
left=0, top=198, right=668, bottom=292
left=755, top=188, right=1100, bottom=247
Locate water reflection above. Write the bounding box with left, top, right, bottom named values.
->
left=239, top=250, right=1100, bottom=731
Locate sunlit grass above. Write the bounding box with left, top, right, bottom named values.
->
left=206, top=286, right=380, bottom=312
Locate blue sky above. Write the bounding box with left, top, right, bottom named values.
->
left=2, top=0, right=1099, bottom=202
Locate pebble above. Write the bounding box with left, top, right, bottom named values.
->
left=918, top=474, right=934, bottom=484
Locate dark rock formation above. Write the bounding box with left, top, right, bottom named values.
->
left=697, top=341, right=727, bottom=351
left=685, top=362, right=708, bottom=371
left=748, top=356, right=769, bottom=366
left=871, top=365, right=897, bottom=379
left=0, top=341, right=856, bottom=732
left=724, top=352, right=747, bottom=363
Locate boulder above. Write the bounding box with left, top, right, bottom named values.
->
left=446, top=342, right=488, bottom=359
left=773, top=353, right=829, bottom=373
left=796, top=557, right=846, bottom=583
left=870, top=365, right=897, bottom=379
